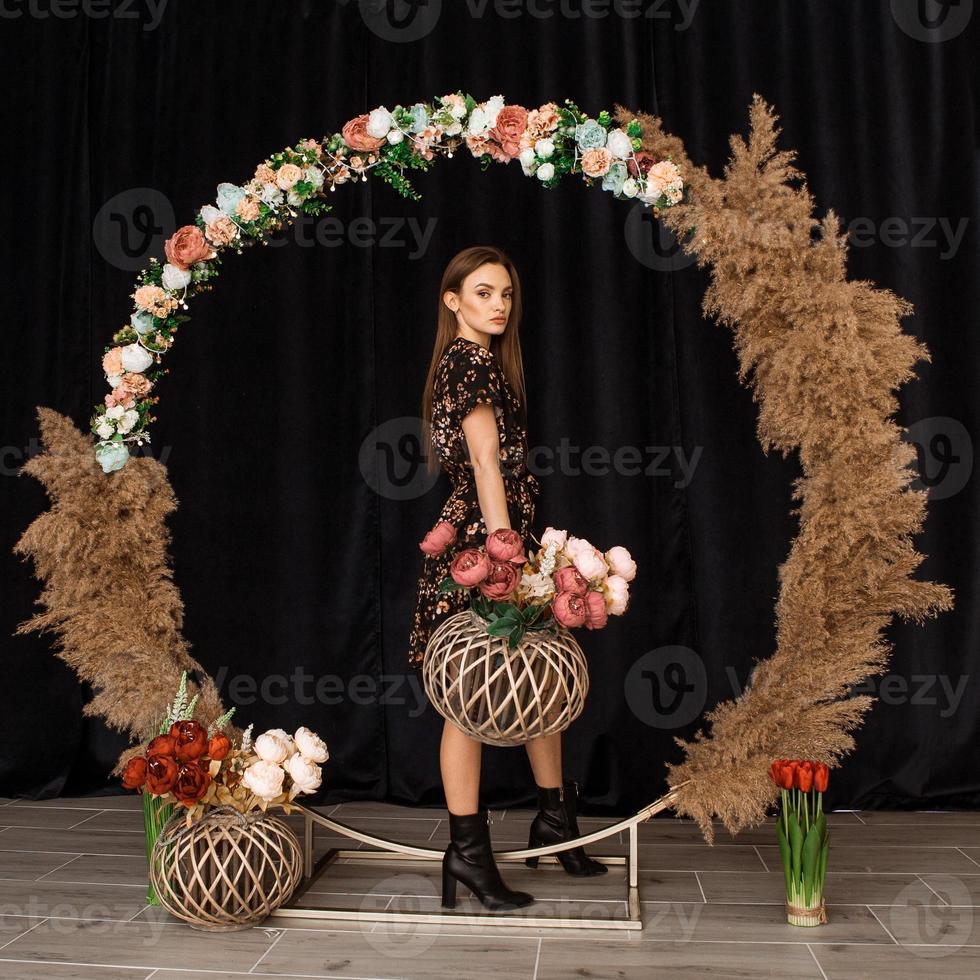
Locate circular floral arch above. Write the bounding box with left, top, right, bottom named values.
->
left=18, top=92, right=953, bottom=840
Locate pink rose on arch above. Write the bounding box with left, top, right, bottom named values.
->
left=478, top=560, right=520, bottom=601
left=566, top=536, right=608, bottom=581
left=102, top=347, right=124, bottom=377
left=342, top=114, right=384, bottom=153
left=581, top=147, right=613, bottom=178
left=583, top=590, right=608, bottom=630
left=419, top=520, right=457, bottom=557
left=450, top=548, right=491, bottom=587
left=552, top=591, right=587, bottom=629
left=486, top=528, right=526, bottom=565
left=553, top=565, right=589, bottom=596
left=164, top=225, right=215, bottom=270
left=489, top=105, right=528, bottom=159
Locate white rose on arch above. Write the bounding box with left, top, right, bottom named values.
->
left=285, top=752, right=323, bottom=798
left=605, top=129, right=633, bottom=160
left=536, top=162, right=555, bottom=182
left=120, top=343, right=154, bottom=374
left=366, top=106, right=393, bottom=138
left=116, top=409, right=140, bottom=435
left=535, top=138, right=555, bottom=160
left=95, top=418, right=115, bottom=440
left=621, top=177, right=639, bottom=198
left=466, top=105, right=491, bottom=136
left=161, top=263, right=192, bottom=291
left=294, top=726, right=329, bottom=763
left=386, top=129, right=404, bottom=144
left=242, top=759, right=285, bottom=801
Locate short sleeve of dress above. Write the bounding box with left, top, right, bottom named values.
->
left=447, top=346, right=504, bottom=428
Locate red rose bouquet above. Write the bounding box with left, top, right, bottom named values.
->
left=418, top=522, right=637, bottom=648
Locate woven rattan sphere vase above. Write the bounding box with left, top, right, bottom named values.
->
left=422, top=607, right=590, bottom=746
left=149, top=805, right=302, bottom=931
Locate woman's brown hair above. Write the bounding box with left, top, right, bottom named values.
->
left=421, top=245, right=528, bottom=476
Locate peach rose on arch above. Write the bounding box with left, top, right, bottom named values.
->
left=581, top=147, right=613, bottom=178
left=489, top=105, right=528, bottom=159
left=164, top=225, right=215, bottom=270
left=342, top=114, right=385, bottom=152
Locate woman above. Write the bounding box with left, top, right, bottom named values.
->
left=409, top=245, right=606, bottom=912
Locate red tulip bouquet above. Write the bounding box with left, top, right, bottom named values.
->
left=419, top=522, right=636, bottom=648
left=770, top=759, right=831, bottom=926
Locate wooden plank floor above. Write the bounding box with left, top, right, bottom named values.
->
left=0, top=795, right=978, bottom=978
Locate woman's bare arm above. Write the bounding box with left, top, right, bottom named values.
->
left=461, top=403, right=510, bottom=533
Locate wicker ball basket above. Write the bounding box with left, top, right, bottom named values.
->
left=149, top=805, right=303, bottom=931
left=422, top=607, right=590, bottom=746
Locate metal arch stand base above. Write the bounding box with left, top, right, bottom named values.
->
left=269, top=790, right=681, bottom=931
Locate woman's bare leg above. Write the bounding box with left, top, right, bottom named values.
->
left=440, top=719, right=483, bottom=814
left=524, top=731, right=562, bottom=788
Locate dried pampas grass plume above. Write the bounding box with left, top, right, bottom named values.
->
left=614, top=95, right=954, bottom=840
left=13, top=407, right=238, bottom=776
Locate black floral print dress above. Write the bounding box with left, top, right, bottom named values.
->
left=408, top=336, right=540, bottom=669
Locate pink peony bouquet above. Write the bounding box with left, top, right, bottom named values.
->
left=419, top=523, right=636, bottom=648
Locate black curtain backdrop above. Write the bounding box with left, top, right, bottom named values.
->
left=2, top=1, right=978, bottom=815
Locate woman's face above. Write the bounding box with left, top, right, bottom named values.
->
left=445, top=262, right=514, bottom=338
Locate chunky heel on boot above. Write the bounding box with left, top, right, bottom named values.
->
left=442, top=809, right=534, bottom=911
left=441, top=863, right=458, bottom=909
left=527, top=781, right=608, bottom=877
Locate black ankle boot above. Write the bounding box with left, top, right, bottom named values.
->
left=526, top=780, right=608, bottom=876
left=442, top=809, right=535, bottom=911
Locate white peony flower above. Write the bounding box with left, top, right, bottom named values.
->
left=540, top=527, right=568, bottom=550
left=95, top=418, right=115, bottom=440
left=606, top=129, right=632, bottom=159
left=116, top=409, right=140, bottom=434
left=484, top=94, right=505, bottom=125
left=199, top=204, right=223, bottom=225
left=605, top=545, right=637, bottom=582
left=242, top=759, right=285, bottom=801
left=535, top=138, right=555, bottom=160
left=120, top=343, right=153, bottom=374
left=366, top=106, right=393, bottom=138
left=294, top=726, right=329, bottom=763
left=254, top=731, right=293, bottom=765
left=447, top=98, right=467, bottom=120
left=567, top=536, right=608, bottom=581
left=258, top=182, right=283, bottom=207
left=518, top=148, right=536, bottom=167
left=466, top=105, right=491, bottom=136
left=106, top=404, right=126, bottom=420
left=106, top=373, right=123, bottom=389
left=621, top=177, right=639, bottom=198
left=519, top=571, right=555, bottom=601
left=386, top=128, right=404, bottom=144
left=285, top=752, right=323, bottom=797
left=603, top=574, right=630, bottom=616
left=161, top=263, right=192, bottom=291
left=536, top=162, right=555, bottom=182
left=442, top=120, right=462, bottom=136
